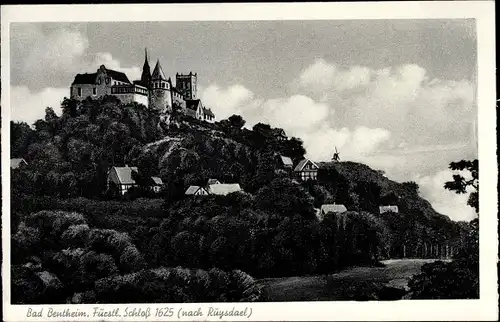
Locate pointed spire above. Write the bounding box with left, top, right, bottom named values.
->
left=151, top=59, right=166, bottom=81
left=140, top=48, right=151, bottom=86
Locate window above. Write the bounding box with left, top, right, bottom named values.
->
left=77, top=87, right=82, bottom=97
left=92, top=88, right=97, bottom=95
left=97, top=78, right=102, bottom=85
left=162, top=83, right=165, bottom=88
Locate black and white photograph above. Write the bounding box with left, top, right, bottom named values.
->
left=1, top=3, right=497, bottom=321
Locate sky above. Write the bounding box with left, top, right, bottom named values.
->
left=9, top=20, right=478, bottom=221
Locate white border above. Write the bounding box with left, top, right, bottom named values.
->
left=1, top=2, right=497, bottom=321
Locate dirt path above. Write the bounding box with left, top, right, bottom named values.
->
left=257, top=259, right=446, bottom=301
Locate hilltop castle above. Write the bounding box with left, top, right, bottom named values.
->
left=70, top=49, right=215, bottom=124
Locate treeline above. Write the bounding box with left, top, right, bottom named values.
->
left=11, top=209, right=261, bottom=304
left=12, top=177, right=390, bottom=280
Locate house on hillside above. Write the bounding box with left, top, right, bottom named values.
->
left=11, top=158, right=28, bottom=170
left=186, top=99, right=205, bottom=120
left=185, top=185, right=209, bottom=196
left=107, top=166, right=163, bottom=196
left=202, top=107, right=215, bottom=123
left=150, top=176, right=164, bottom=193
left=379, top=205, right=399, bottom=214
left=207, top=178, right=221, bottom=186
left=273, top=128, right=288, bottom=141
left=278, top=155, right=293, bottom=169
left=107, top=166, right=139, bottom=195
left=209, top=183, right=242, bottom=196
left=294, top=158, right=319, bottom=181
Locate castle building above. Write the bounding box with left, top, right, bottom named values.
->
left=70, top=48, right=215, bottom=123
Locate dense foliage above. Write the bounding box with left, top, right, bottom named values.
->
left=408, top=159, right=479, bottom=299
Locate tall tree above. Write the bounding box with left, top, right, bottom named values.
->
left=444, top=159, right=478, bottom=213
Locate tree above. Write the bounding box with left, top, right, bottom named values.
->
left=444, top=159, right=478, bottom=213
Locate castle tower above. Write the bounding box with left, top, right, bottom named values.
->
left=149, top=59, right=172, bottom=117
left=176, top=71, right=197, bottom=100
left=140, top=48, right=151, bottom=88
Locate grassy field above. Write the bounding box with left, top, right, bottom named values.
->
left=257, top=259, right=447, bottom=301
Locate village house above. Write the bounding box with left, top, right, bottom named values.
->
left=278, top=155, right=293, bottom=169
left=294, top=158, right=320, bottom=181
left=185, top=185, right=209, bottom=196
left=107, top=165, right=163, bottom=196
left=273, top=128, right=288, bottom=141
left=11, top=158, right=28, bottom=170
left=379, top=205, right=399, bottom=214
left=318, top=203, right=348, bottom=221
left=150, top=177, right=164, bottom=193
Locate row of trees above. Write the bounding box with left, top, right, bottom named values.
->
left=11, top=209, right=261, bottom=304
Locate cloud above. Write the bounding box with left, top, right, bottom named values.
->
left=17, top=25, right=89, bottom=75
left=297, top=59, right=476, bottom=148
left=415, top=169, right=477, bottom=222
left=10, top=86, right=68, bottom=126
left=201, top=84, right=392, bottom=164
left=11, top=25, right=142, bottom=90
left=92, top=52, right=142, bottom=81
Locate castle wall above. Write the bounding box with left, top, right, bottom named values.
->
left=149, top=89, right=172, bottom=114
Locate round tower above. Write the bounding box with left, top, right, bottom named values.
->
left=149, top=59, right=172, bottom=117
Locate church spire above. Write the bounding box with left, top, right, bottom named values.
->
left=140, top=48, right=151, bottom=87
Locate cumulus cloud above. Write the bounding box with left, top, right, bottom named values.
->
left=297, top=59, right=476, bottom=147
left=415, top=169, right=477, bottom=222
left=11, top=24, right=142, bottom=90
left=201, top=84, right=392, bottom=164
left=92, top=52, right=142, bottom=81
left=10, top=86, right=68, bottom=126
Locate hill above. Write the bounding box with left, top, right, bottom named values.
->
left=10, top=96, right=470, bottom=304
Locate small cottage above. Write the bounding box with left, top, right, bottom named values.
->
left=209, top=183, right=242, bottom=196
left=318, top=204, right=348, bottom=221
left=294, top=158, right=319, bottom=181
left=207, top=178, right=221, bottom=186
left=379, top=205, right=399, bottom=214
left=150, top=177, right=164, bottom=193
left=107, top=166, right=139, bottom=195
left=273, top=128, right=288, bottom=141
left=185, top=185, right=209, bottom=196
left=11, top=158, right=28, bottom=169
left=279, top=155, right=293, bottom=169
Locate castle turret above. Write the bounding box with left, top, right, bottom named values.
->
left=149, top=59, right=173, bottom=119
left=140, top=48, right=151, bottom=88
left=176, top=72, right=198, bottom=100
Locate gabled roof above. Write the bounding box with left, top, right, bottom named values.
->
left=151, top=176, right=163, bottom=185
left=209, top=183, right=242, bottom=196
left=379, top=205, right=399, bottom=214
left=185, top=185, right=208, bottom=195
left=203, top=107, right=215, bottom=117
left=321, top=204, right=347, bottom=214
left=151, top=60, right=167, bottom=81
left=294, top=159, right=319, bottom=172
left=105, top=68, right=131, bottom=84
left=72, top=73, right=97, bottom=85
left=280, top=155, right=293, bottom=167
left=11, top=158, right=27, bottom=169
left=110, top=166, right=138, bottom=185
left=186, top=99, right=202, bottom=111
left=274, top=128, right=287, bottom=137
left=207, top=178, right=220, bottom=185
